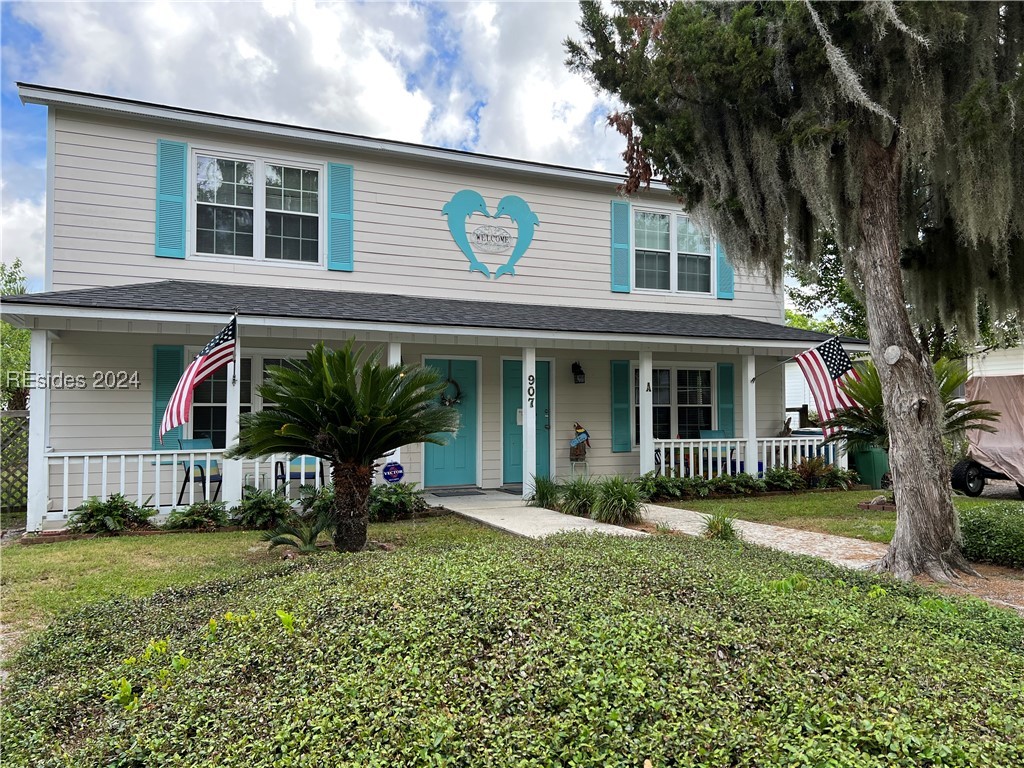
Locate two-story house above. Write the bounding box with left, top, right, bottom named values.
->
left=3, top=84, right=864, bottom=532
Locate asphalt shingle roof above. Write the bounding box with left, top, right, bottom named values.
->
left=2, top=280, right=862, bottom=344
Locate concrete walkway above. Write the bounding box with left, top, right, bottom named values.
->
left=437, top=490, right=646, bottom=539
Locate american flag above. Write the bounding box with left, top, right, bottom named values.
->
left=794, top=337, right=860, bottom=438
left=159, top=317, right=237, bottom=443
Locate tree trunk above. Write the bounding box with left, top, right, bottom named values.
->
left=854, top=139, right=975, bottom=581
left=330, top=461, right=372, bottom=552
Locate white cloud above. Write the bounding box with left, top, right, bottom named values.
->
left=1, top=1, right=629, bottom=294
left=0, top=188, right=46, bottom=292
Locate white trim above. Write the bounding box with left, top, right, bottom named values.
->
left=3, top=304, right=870, bottom=353
left=743, top=355, right=758, bottom=473
left=188, top=145, right=325, bottom=267
left=26, top=331, right=50, bottom=532
left=419, top=354, right=482, bottom=489
left=387, top=342, right=402, bottom=471
left=522, top=348, right=537, bottom=500
left=631, top=361, right=718, bottom=449
left=19, top=84, right=670, bottom=191
left=44, top=109, right=56, bottom=293
left=631, top=207, right=717, bottom=297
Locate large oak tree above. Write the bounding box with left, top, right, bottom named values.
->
left=568, top=1, right=1024, bottom=579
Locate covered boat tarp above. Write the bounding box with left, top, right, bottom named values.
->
left=965, top=374, right=1024, bottom=487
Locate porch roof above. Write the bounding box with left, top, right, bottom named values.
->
left=3, top=280, right=866, bottom=348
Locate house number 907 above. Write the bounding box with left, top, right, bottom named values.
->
left=527, top=374, right=536, bottom=407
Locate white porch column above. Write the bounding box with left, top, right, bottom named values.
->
left=743, top=354, right=758, bottom=476
left=26, top=330, right=50, bottom=532
left=388, top=341, right=402, bottom=467
left=221, top=357, right=243, bottom=505
left=522, top=347, right=537, bottom=500
left=639, top=351, right=655, bottom=474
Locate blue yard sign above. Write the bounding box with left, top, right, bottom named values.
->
left=382, top=462, right=404, bottom=483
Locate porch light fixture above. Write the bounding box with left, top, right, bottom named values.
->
left=572, top=361, right=586, bottom=385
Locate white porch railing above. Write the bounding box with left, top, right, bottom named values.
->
left=653, top=436, right=846, bottom=479
left=42, top=450, right=328, bottom=522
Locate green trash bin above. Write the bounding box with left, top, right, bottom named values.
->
left=851, top=447, right=890, bottom=489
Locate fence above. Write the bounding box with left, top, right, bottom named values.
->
left=1, top=410, right=29, bottom=519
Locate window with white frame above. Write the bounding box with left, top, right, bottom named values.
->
left=634, top=367, right=714, bottom=444
left=634, top=211, right=713, bottom=293
left=187, top=355, right=302, bottom=448
left=190, top=359, right=252, bottom=448
left=194, top=153, right=321, bottom=264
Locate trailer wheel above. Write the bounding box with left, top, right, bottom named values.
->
left=951, top=459, right=985, bottom=497
left=1017, top=483, right=1024, bottom=500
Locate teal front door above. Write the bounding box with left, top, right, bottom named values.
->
left=424, top=359, right=478, bottom=487
left=502, top=360, right=551, bottom=484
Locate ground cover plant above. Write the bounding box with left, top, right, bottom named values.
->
left=3, top=520, right=1022, bottom=767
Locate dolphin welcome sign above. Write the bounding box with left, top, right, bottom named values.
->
left=441, top=190, right=539, bottom=279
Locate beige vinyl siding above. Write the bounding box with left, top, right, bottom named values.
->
left=49, top=110, right=783, bottom=323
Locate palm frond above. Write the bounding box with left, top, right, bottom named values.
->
left=822, top=357, right=1001, bottom=450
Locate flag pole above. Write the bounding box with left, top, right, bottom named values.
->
left=231, top=308, right=239, bottom=384
left=750, top=336, right=841, bottom=382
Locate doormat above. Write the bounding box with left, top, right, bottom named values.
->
left=431, top=489, right=486, bottom=498
left=498, top=487, right=523, bottom=495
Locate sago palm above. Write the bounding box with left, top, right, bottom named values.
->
left=226, top=341, right=458, bottom=551
left=823, top=358, right=999, bottom=453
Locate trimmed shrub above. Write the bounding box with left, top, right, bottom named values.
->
left=762, top=466, right=805, bottom=492
left=592, top=476, right=645, bottom=525
left=794, top=456, right=830, bottom=488
left=527, top=475, right=562, bottom=511
left=163, top=500, right=228, bottom=531
left=678, top=476, right=712, bottom=499
left=709, top=472, right=766, bottom=496
left=636, top=472, right=683, bottom=502
left=960, top=502, right=1024, bottom=569
left=560, top=476, right=598, bottom=517
left=231, top=486, right=293, bottom=530
left=368, top=481, right=428, bottom=523
left=67, top=493, right=156, bottom=534
left=818, top=464, right=860, bottom=490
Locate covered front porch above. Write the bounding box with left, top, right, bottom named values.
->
left=2, top=280, right=864, bottom=532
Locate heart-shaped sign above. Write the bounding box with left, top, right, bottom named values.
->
left=441, top=190, right=540, bottom=279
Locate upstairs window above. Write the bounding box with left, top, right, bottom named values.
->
left=194, top=152, right=321, bottom=264
left=634, top=211, right=713, bottom=294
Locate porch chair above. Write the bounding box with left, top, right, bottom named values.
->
left=274, top=456, right=326, bottom=491
left=177, top=438, right=223, bottom=505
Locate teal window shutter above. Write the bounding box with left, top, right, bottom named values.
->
left=610, top=200, right=631, bottom=293
left=327, top=162, right=354, bottom=272
left=716, top=243, right=734, bottom=299
left=155, top=140, right=188, bottom=258
left=716, top=362, right=735, bottom=438
left=153, top=345, right=185, bottom=448
left=610, top=360, right=632, bottom=452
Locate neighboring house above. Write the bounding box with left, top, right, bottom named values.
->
left=967, top=346, right=1024, bottom=378
left=2, top=84, right=865, bottom=532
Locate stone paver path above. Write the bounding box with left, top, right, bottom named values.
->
left=644, top=503, right=886, bottom=569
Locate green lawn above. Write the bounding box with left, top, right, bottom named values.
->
left=2, top=521, right=1022, bottom=767
left=0, top=517, right=498, bottom=639
left=671, top=490, right=1005, bottom=543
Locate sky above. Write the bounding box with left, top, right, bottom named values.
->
left=0, top=0, right=626, bottom=292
